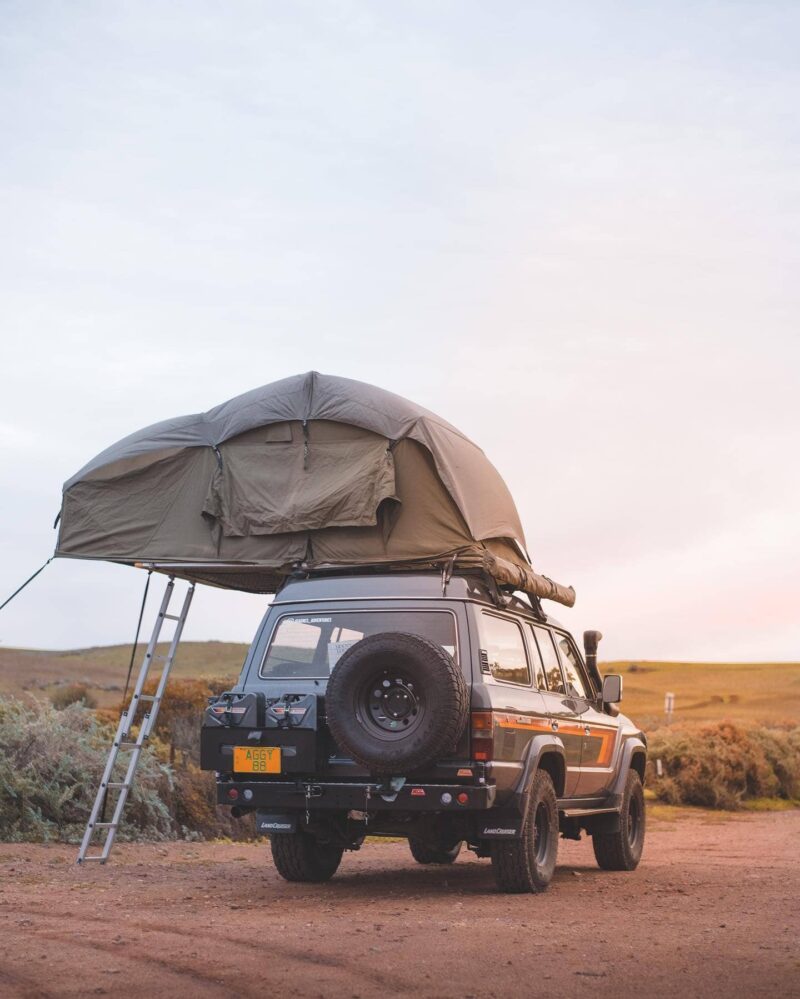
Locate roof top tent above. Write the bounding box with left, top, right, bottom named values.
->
left=56, top=371, right=574, bottom=608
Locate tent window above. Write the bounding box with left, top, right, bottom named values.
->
left=203, top=437, right=398, bottom=537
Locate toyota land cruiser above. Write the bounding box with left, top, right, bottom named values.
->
left=200, top=571, right=647, bottom=893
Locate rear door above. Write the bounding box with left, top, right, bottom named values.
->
left=551, top=631, right=620, bottom=797
left=244, top=603, right=468, bottom=775
left=476, top=611, right=549, bottom=799
left=529, top=625, right=582, bottom=797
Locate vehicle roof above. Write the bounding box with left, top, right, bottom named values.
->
left=272, top=572, right=565, bottom=629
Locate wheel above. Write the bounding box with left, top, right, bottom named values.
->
left=325, top=632, right=469, bottom=775
left=592, top=768, right=645, bottom=871
left=270, top=830, right=344, bottom=883
left=490, top=769, right=559, bottom=893
left=409, top=836, right=463, bottom=865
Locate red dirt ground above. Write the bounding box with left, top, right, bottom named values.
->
left=1, top=808, right=798, bottom=998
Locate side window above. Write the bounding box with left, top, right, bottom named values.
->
left=480, top=613, right=530, bottom=686
left=525, top=625, right=547, bottom=689
left=554, top=633, right=592, bottom=699
left=531, top=626, right=565, bottom=694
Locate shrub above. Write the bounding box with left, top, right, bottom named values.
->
left=750, top=725, right=800, bottom=800
left=0, top=688, right=257, bottom=843
left=171, top=761, right=255, bottom=841
left=125, top=677, right=230, bottom=765
left=647, top=721, right=800, bottom=809
left=0, top=696, right=173, bottom=842
left=50, top=683, right=98, bottom=710
left=140, top=678, right=254, bottom=839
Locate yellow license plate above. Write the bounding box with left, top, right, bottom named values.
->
left=233, top=746, right=281, bottom=774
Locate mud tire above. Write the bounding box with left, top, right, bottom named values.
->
left=592, top=768, right=645, bottom=871
left=490, top=769, right=559, bottom=893
left=270, top=830, right=344, bottom=883
left=408, top=837, right=463, bottom=865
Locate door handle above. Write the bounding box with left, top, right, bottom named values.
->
left=550, top=720, right=559, bottom=732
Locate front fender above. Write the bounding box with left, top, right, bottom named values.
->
left=610, top=736, right=647, bottom=796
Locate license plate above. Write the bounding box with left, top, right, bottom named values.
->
left=233, top=746, right=281, bottom=774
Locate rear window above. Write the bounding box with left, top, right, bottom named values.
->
left=260, top=611, right=457, bottom=679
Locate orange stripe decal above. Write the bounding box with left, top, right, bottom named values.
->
left=494, top=713, right=552, bottom=732
left=589, top=728, right=616, bottom=767
left=493, top=714, right=616, bottom=767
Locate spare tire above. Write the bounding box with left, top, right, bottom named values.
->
left=325, top=632, right=469, bottom=775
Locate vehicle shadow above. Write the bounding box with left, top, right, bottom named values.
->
left=273, top=855, right=608, bottom=898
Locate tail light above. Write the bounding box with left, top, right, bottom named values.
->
left=470, top=710, right=494, bottom=761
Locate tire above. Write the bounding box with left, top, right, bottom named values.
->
left=409, top=836, right=463, bottom=865
left=490, top=769, right=559, bottom=893
left=270, top=830, right=344, bottom=883
left=592, top=768, right=645, bottom=871
left=325, top=632, right=469, bottom=775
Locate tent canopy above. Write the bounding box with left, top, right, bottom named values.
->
left=56, top=372, right=574, bottom=606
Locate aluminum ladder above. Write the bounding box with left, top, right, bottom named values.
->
left=77, top=578, right=195, bottom=864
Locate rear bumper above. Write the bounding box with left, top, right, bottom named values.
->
left=218, top=778, right=496, bottom=813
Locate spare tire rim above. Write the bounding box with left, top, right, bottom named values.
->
left=359, top=670, right=424, bottom=737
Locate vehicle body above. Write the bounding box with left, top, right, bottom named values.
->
left=200, top=571, right=647, bottom=892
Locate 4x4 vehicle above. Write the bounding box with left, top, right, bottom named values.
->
left=201, top=572, right=647, bottom=893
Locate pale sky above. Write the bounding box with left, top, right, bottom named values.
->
left=1, top=1, right=798, bottom=661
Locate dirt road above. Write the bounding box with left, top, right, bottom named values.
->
left=1, top=808, right=798, bottom=998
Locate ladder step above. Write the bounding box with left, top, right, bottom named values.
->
left=78, top=856, right=106, bottom=863
left=118, top=741, right=142, bottom=749
left=92, top=822, right=117, bottom=829
left=163, top=613, right=181, bottom=621
left=136, top=694, right=159, bottom=702
left=106, top=782, right=130, bottom=789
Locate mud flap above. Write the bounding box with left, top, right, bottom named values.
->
left=256, top=811, right=298, bottom=835
left=477, top=811, right=524, bottom=840
left=582, top=812, right=621, bottom=835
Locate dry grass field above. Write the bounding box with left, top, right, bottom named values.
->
left=1, top=641, right=798, bottom=725
left=606, top=659, right=800, bottom=727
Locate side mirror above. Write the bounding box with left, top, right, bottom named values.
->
left=602, top=674, right=623, bottom=704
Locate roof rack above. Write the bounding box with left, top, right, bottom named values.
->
left=133, top=545, right=573, bottom=613
left=279, top=558, right=548, bottom=621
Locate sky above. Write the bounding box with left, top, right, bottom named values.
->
left=1, top=1, right=798, bottom=662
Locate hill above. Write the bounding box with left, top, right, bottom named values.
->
left=1, top=643, right=798, bottom=724
left=0, top=642, right=249, bottom=707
